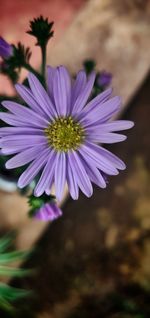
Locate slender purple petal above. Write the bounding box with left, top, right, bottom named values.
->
left=0, top=127, right=44, bottom=137
left=28, top=73, right=57, bottom=118
left=79, top=142, right=119, bottom=176
left=88, top=120, right=134, bottom=133
left=34, top=149, right=56, bottom=197
left=5, top=145, right=47, bottom=169
left=55, top=152, right=66, bottom=201
left=71, top=70, right=87, bottom=108
left=53, top=66, right=71, bottom=116
left=95, top=146, right=126, bottom=170
left=78, top=88, right=112, bottom=121
left=79, top=152, right=106, bottom=188
left=1, top=135, right=47, bottom=148
left=68, top=151, right=93, bottom=197
left=71, top=72, right=96, bottom=115
left=66, top=154, right=79, bottom=200
left=80, top=96, right=121, bottom=127
left=15, top=84, right=49, bottom=119
left=1, top=146, right=29, bottom=155
left=18, top=148, right=50, bottom=188
left=47, top=66, right=56, bottom=100
left=88, top=132, right=127, bottom=143
left=2, top=101, right=49, bottom=128
left=0, top=113, right=29, bottom=127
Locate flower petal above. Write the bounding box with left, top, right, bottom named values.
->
left=2, top=101, right=49, bottom=128
left=5, top=145, right=47, bottom=169
left=68, top=150, right=93, bottom=197
left=28, top=72, right=57, bottom=119
left=94, top=145, right=126, bottom=170
left=53, top=66, right=71, bottom=116
left=79, top=151, right=106, bottom=188
left=71, top=70, right=87, bottom=108
left=34, top=149, right=56, bottom=197
left=80, top=142, right=119, bottom=176
left=15, top=84, right=48, bottom=118
left=1, top=135, right=47, bottom=148
left=88, top=120, right=134, bottom=133
left=72, top=72, right=96, bottom=115
left=47, top=66, right=56, bottom=101
left=18, top=148, right=50, bottom=188
left=78, top=87, right=112, bottom=121
left=80, top=96, right=121, bottom=127
left=0, top=113, right=28, bottom=127
left=88, top=132, right=127, bottom=143
left=66, top=153, right=79, bottom=200
left=54, top=152, right=66, bottom=201
left=0, top=127, right=43, bottom=137
left=1, top=146, right=29, bottom=155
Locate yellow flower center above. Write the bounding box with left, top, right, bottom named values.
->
left=45, top=116, right=85, bottom=152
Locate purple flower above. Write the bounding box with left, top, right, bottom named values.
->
left=0, top=37, right=13, bottom=59
left=0, top=66, right=134, bottom=201
left=34, top=202, right=62, bottom=221
left=97, top=71, right=112, bottom=87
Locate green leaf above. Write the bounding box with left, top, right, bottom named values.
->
left=0, top=250, right=31, bottom=265
left=0, top=294, right=14, bottom=312
left=0, top=235, right=14, bottom=253
left=0, top=234, right=33, bottom=313
left=0, top=266, right=33, bottom=278
left=0, top=283, right=32, bottom=302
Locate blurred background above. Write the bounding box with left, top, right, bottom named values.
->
left=0, top=0, right=150, bottom=317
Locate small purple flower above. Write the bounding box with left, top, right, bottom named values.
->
left=97, top=71, right=112, bottom=87
left=0, top=37, right=13, bottom=59
left=0, top=66, right=134, bottom=201
left=34, top=202, right=62, bottom=221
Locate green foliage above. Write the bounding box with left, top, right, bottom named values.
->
left=0, top=234, right=32, bottom=313
left=0, top=284, right=31, bottom=312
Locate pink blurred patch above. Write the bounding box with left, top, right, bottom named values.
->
left=0, top=0, right=85, bottom=95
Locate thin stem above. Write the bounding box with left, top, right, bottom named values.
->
left=23, top=63, right=40, bottom=78
left=23, top=63, right=45, bottom=86
left=41, top=44, right=46, bottom=78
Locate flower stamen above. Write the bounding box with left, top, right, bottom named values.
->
left=45, top=116, right=85, bottom=152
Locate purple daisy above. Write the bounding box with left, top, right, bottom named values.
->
left=0, top=37, right=13, bottom=59
left=0, top=66, right=134, bottom=200
left=34, top=202, right=62, bottom=221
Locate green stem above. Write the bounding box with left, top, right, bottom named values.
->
left=23, top=63, right=45, bottom=86
left=23, top=63, right=40, bottom=78
left=41, top=44, right=46, bottom=78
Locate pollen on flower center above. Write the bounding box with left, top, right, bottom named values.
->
left=45, top=116, right=85, bottom=152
